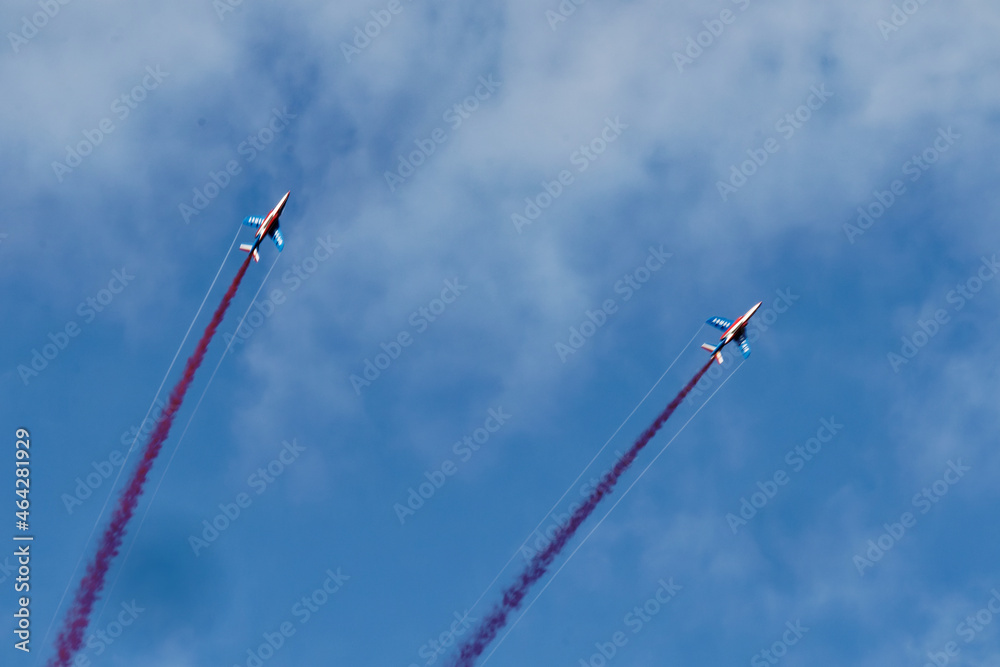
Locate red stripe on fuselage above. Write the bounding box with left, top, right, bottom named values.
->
left=718, top=303, right=761, bottom=341
left=256, top=192, right=289, bottom=241
left=720, top=319, right=746, bottom=341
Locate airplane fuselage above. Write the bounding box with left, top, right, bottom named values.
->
left=719, top=301, right=762, bottom=345
left=250, top=191, right=290, bottom=251
left=240, top=191, right=290, bottom=263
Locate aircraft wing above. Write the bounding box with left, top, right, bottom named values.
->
left=243, top=215, right=266, bottom=229
left=270, top=226, right=284, bottom=251
left=736, top=332, right=751, bottom=358
left=707, top=317, right=733, bottom=331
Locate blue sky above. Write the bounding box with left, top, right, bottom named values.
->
left=2, top=0, right=1000, bottom=664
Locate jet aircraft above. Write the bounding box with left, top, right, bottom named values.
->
left=240, top=191, right=289, bottom=262
left=701, top=301, right=763, bottom=364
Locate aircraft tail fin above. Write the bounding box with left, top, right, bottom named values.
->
left=239, top=244, right=260, bottom=262
left=701, top=343, right=723, bottom=364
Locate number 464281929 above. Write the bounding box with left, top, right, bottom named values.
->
left=15, top=428, right=30, bottom=527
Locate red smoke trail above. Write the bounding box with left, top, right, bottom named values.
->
left=48, top=256, right=252, bottom=667
left=450, top=358, right=715, bottom=666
